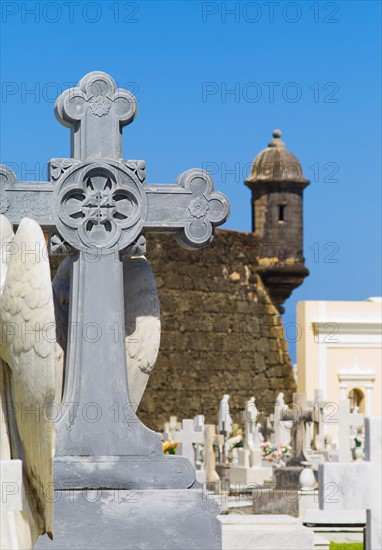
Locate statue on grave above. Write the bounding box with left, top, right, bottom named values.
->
left=243, top=396, right=258, bottom=451
left=53, top=244, right=161, bottom=407
left=274, top=391, right=292, bottom=446
left=217, top=394, right=233, bottom=436
left=0, top=216, right=56, bottom=548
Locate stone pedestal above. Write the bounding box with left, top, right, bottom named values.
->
left=216, top=463, right=230, bottom=489
left=36, top=489, right=221, bottom=550
left=230, top=466, right=272, bottom=486
left=252, top=488, right=299, bottom=517
left=230, top=449, right=272, bottom=487
left=275, top=466, right=303, bottom=490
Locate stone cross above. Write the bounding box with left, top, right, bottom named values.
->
left=173, top=419, right=205, bottom=465
left=319, top=417, right=381, bottom=550
left=163, top=415, right=180, bottom=440
left=282, top=393, right=314, bottom=466
left=204, top=425, right=223, bottom=484
left=336, top=399, right=364, bottom=462
left=260, top=416, right=274, bottom=442
left=309, top=389, right=329, bottom=452
left=0, top=72, right=229, bottom=488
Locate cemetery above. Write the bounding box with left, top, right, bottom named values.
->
left=0, top=39, right=381, bottom=550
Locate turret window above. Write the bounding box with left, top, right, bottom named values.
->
left=278, top=205, right=286, bottom=222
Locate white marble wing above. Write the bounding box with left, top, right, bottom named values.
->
left=0, top=217, right=56, bottom=540
left=53, top=255, right=160, bottom=407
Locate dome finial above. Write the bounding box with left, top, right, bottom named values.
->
left=269, top=129, right=285, bottom=148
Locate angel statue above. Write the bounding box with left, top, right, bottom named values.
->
left=274, top=392, right=292, bottom=446
left=243, top=396, right=263, bottom=451
left=0, top=215, right=56, bottom=549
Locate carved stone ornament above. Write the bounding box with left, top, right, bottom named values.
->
left=53, top=160, right=147, bottom=252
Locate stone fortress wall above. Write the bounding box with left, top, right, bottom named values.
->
left=138, top=230, right=297, bottom=431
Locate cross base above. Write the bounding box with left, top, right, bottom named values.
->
left=275, top=466, right=305, bottom=490
left=53, top=454, right=196, bottom=490
left=35, top=489, right=222, bottom=550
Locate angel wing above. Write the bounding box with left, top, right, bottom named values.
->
left=0, top=216, right=56, bottom=540
left=123, top=256, right=160, bottom=407
left=53, top=255, right=161, bottom=407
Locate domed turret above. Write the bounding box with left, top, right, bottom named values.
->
left=245, top=129, right=310, bottom=259
left=246, top=130, right=309, bottom=186
left=245, top=130, right=310, bottom=312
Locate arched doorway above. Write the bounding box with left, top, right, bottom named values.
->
left=348, top=388, right=365, bottom=413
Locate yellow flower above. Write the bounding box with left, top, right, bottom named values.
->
left=162, top=440, right=180, bottom=453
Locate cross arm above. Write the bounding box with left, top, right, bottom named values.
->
left=282, top=408, right=313, bottom=423
left=143, top=169, right=230, bottom=249
left=0, top=164, right=55, bottom=227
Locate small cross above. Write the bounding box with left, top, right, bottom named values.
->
left=173, top=419, right=205, bottom=465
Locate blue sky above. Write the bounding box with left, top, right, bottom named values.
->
left=1, top=1, right=381, bottom=362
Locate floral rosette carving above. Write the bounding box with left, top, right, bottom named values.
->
left=175, top=169, right=230, bottom=249
left=53, top=161, right=146, bottom=252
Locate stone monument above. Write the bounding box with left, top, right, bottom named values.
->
left=230, top=398, right=272, bottom=486
left=273, top=392, right=292, bottom=447
left=274, top=393, right=316, bottom=490
left=0, top=71, right=230, bottom=549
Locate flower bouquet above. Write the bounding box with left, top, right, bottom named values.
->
left=163, top=440, right=180, bottom=455
left=261, top=441, right=292, bottom=468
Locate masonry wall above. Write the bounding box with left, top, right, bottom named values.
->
left=138, top=229, right=297, bottom=431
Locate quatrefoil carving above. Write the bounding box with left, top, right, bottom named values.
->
left=53, top=161, right=146, bottom=252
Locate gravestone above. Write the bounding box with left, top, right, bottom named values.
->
left=173, top=418, right=204, bottom=465
left=204, top=424, right=224, bottom=489
left=0, top=71, right=229, bottom=549
left=275, top=393, right=315, bottom=490
left=193, top=415, right=206, bottom=478
left=337, top=399, right=364, bottom=462
left=319, top=417, right=381, bottom=550
left=163, top=415, right=180, bottom=440
left=260, top=416, right=274, bottom=445
left=230, top=399, right=272, bottom=486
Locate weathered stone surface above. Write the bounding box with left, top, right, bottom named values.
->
left=36, top=489, right=222, bottom=550
left=252, top=489, right=300, bottom=517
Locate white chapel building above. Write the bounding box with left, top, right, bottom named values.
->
left=296, top=297, right=382, bottom=416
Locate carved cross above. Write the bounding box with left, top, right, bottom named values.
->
left=282, top=393, right=314, bottom=466
left=260, top=416, right=274, bottom=442
left=173, top=419, right=204, bottom=465
left=0, top=72, right=229, bottom=467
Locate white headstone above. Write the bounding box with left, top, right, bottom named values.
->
left=337, top=399, right=364, bottom=462
left=173, top=419, right=204, bottom=465
left=319, top=417, right=381, bottom=550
